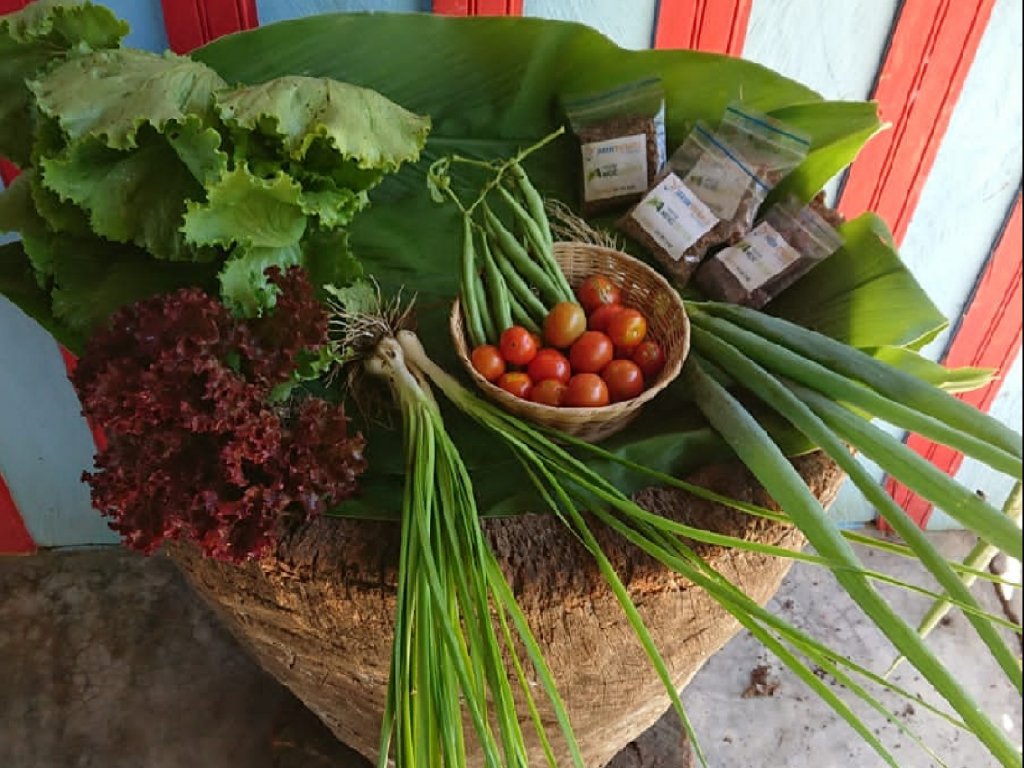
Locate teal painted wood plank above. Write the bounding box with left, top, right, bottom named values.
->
left=0, top=298, right=116, bottom=548
left=524, top=0, right=658, bottom=51
left=257, top=0, right=429, bottom=25
left=100, top=0, right=170, bottom=52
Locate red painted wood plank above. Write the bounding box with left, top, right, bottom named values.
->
left=161, top=0, right=259, bottom=55
left=0, top=0, right=30, bottom=14
left=883, top=194, right=1023, bottom=528
left=0, top=158, right=19, bottom=186
left=59, top=346, right=108, bottom=454
left=654, top=0, right=752, bottom=55
left=433, top=0, right=521, bottom=15
left=0, top=471, right=36, bottom=555
left=837, top=0, right=997, bottom=245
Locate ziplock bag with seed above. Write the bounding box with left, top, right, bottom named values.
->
left=618, top=106, right=811, bottom=286
left=694, top=195, right=844, bottom=308
left=562, top=78, right=667, bottom=216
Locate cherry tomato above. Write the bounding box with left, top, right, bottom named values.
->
left=529, top=378, right=567, bottom=407
left=526, top=348, right=571, bottom=384
left=614, top=344, right=638, bottom=360
left=499, top=325, right=539, bottom=366
left=543, top=302, right=587, bottom=349
left=568, top=331, right=614, bottom=374
left=601, top=359, right=645, bottom=402
left=632, top=340, right=666, bottom=380
left=588, top=303, right=624, bottom=334
left=470, top=344, right=506, bottom=383
left=576, top=275, right=622, bottom=314
left=563, top=373, right=610, bottom=408
left=606, top=308, right=647, bottom=349
left=495, top=371, right=533, bottom=399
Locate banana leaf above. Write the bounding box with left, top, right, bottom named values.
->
left=188, top=13, right=950, bottom=519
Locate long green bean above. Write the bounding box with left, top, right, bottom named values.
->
left=459, top=216, right=487, bottom=348
left=477, top=225, right=513, bottom=337
left=487, top=228, right=549, bottom=325
left=483, top=204, right=565, bottom=309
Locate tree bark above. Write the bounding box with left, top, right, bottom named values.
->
left=169, top=451, right=845, bottom=768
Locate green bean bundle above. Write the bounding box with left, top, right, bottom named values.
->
left=429, top=129, right=578, bottom=346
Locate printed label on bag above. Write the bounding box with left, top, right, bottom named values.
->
left=682, top=151, right=753, bottom=219
left=629, top=173, right=719, bottom=261
left=716, top=222, right=801, bottom=290
left=581, top=133, right=649, bottom=202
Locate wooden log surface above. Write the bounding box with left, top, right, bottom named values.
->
left=170, top=451, right=845, bottom=767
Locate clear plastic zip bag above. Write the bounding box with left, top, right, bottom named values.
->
left=694, top=195, right=844, bottom=309
left=617, top=104, right=811, bottom=287
left=563, top=78, right=667, bottom=216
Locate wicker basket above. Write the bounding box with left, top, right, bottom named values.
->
left=450, top=241, right=690, bottom=443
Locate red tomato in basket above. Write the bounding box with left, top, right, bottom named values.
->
left=577, top=275, right=622, bottom=314
left=471, top=345, right=506, bottom=383
left=530, top=379, right=567, bottom=407
left=601, top=359, right=645, bottom=403
left=568, top=331, right=614, bottom=374
left=588, top=303, right=624, bottom=334
left=496, top=372, right=533, bottom=400
left=632, top=340, right=666, bottom=381
left=563, top=373, right=610, bottom=408
left=499, top=326, right=538, bottom=366
left=606, top=308, right=647, bottom=349
left=527, top=348, right=571, bottom=384
left=543, top=302, right=587, bottom=349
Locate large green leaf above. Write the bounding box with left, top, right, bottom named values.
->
left=198, top=16, right=936, bottom=518
left=863, top=346, right=996, bottom=393
left=767, top=213, right=947, bottom=349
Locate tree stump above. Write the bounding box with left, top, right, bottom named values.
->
left=169, top=451, right=845, bottom=767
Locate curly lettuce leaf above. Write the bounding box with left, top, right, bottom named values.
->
left=46, top=235, right=217, bottom=332
left=218, top=225, right=362, bottom=317
left=0, top=0, right=127, bottom=166
left=300, top=227, right=363, bottom=297
left=214, top=76, right=430, bottom=179
left=293, top=170, right=368, bottom=229
left=28, top=48, right=226, bottom=150
left=218, top=242, right=303, bottom=316
left=0, top=171, right=54, bottom=285
left=0, top=240, right=85, bottom=351
left=165, top=116, right=230, bottom=187
left=40, top=128, right=212, bottom=261
left=0, top=171, right=48, bottom=240
left=183, top=165, right=307, bottom=250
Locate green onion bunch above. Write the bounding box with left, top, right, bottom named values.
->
left=397, top=324, right=1023, bottom=768
left=361, top=335, right=583, bottom=768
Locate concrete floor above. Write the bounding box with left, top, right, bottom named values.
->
left=682, top=530, right=1023, bottom=768
left=0, top=531, right=1020, bottom=768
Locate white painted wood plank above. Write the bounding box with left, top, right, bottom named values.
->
left=256, top=0, right=428, bottom=26
left=524, top=0, right=657, bottom=51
